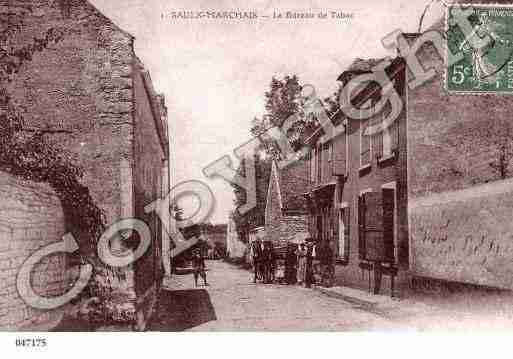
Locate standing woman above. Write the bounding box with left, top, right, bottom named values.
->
left=252, top=238, right=263, bottom=283
left=305, top=241, right=315, bottom=288
left=285, top=244, right=297, bottom=284
left=296, top=243, right=308, bottom=285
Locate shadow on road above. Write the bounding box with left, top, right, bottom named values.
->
left=147, top=289, right=217, bottom=331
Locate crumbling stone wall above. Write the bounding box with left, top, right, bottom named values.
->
left=0, top=171, right=68, bottom=330
left=0, top=1, right=169, bottom=329
left=265, top=164, right=308, bottom=246
left=3, top=0, right=135, bottom=225
left=410, top=179, right=513, bottom=289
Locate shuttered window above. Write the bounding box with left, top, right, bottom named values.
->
left=310, top=147, right=316, bottom=184
left=332, top=129, right=347, bottom=176
left=372, top=116, right=383, bottom=160
left=323, top=142, right=331, bottom=183
left=316, top=144, right=322, bottom=184
left=383, top=188, right=395, bottom=262
left=381, top=104, right=399, bottom=158
left=358, top=195, right=366, bottom=260
left=360, top=120, right=371, bottom=167
left=363, top=192, right=384, bottom=262
left=338, top=206, right=350, bottom=260
left=358, top=191, right=396, bottom=263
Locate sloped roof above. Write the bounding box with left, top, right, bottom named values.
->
left=270, top=159, right=309, bottom=213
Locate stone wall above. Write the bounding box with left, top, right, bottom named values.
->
left=264, top=163, right=308, bottom=246
left=406, top=21, right=513, bottom=288
left=410, top=179, right=513, bottom=289
left=3, top=0, right=135, bottom=226
left=1, top=1, right=169, bottom=329
left=131, top=67, right=166, bottom=327
left=0, top=171, right=68, bottom=330
left=279, top=216, right=308, bottom=245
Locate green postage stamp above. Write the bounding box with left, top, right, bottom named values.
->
left=447, top=4, right=513, bottom=93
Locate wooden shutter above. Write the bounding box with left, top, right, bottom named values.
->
left=332, top=131, right=347, bottom=176
left=363, top=192, right=384, bottom=262
left=390, top=116, right=399, bottom=152
left=360, top=121, right=371, bottom=166
left=372, top=116, right=383, bottom=160
left=323, top=142, right=330, bottom=183
left=317, top=144, right=322, bottom=184
left=383, top=188, right=395, bottom=262
left=310, top=147, right=316, bottom=184
left=340, top=207, right=350, bottom=260
left=358, top=196, right=366, bottom=260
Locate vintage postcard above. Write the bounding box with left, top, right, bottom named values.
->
left=2, top=0, right=513, bottom=344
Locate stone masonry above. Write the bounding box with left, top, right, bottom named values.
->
left=0, top=0, right=170, bottom=329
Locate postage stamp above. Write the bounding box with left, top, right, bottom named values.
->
left=447, top=4, right=513, bottom=93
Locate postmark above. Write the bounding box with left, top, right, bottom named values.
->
left=446, top=3, right=513, bottom=93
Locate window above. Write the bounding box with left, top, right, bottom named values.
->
left=382, top=183, right=398, bottom=263
left=358, top=188, right=396, bottom=263
left=360, top=120, right=371, bottom=167
left=309, top=148, right=315, bottom=184
left=316, top=144, right=322, bottom=183
left=376, top=104, right=399, bottom=159
left=383, top=124, right=392, bottom=157
left=338, top=204, right=350, bottom=261
left=332, top=127, right=347, bottom=176
left=357, top=189, right=372, bottom=260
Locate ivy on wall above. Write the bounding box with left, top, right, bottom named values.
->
left=0, top=12, right=105, bottom=260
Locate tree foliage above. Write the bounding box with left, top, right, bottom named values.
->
left=231, top=154, right=271, bottom=242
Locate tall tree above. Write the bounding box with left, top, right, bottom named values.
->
left=231, top=153, right=272, bottom=242
left=251, top=75, right=307, bottom=157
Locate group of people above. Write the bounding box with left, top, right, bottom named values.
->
left=250, top=239, right=277, bottom=284
left=284, top=242, right=315, bottom=287
left=251, top=238, right=333, bottom=287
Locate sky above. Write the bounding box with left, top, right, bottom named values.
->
left=89, top=0, right=443, bottom=224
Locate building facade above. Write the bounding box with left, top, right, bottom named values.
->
left=305, top=57, right=408, bottom=295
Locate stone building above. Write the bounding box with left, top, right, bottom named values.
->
left=304, top=57, right=408, bottom=295
left=264, top=160, right=309, bottom=247
left=0, top=0, right=170, bottom=330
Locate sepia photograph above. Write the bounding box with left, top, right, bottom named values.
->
left=2, top=0, right=513, bottom=355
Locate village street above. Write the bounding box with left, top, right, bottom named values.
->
left=148, top=261, right=513, bottom=331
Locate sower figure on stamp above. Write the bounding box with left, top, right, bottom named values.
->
left=192, top=248, right=208, bottom=287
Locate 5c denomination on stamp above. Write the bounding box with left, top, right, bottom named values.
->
left=447, top=4, right=513, bottom=93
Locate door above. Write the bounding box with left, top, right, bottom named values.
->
left=360, top=191, right=395, bottom=263
left=316, top=215, right=323, bottom=242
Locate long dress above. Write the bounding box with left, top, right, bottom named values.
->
left=296, top=248, right=307, bottom=283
